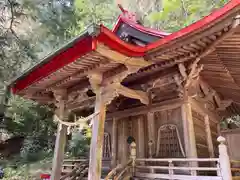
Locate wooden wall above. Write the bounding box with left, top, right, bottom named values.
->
left=104, top=97, right=221, bottom=165
left=222, top=128, right=240, bottom=160
left=192, top=110, right=208, bottom=158
left=191, top=99, right=219, bottom=158
left=105, top=105, right=185, bottom=165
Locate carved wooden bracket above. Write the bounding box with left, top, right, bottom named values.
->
left=96, top=44, right=152, bottom=68
left=88, top=72, right=103, bottom=93
left=88, top=58, right=150, bottom=105
left=195, top=79, right=232, bottom=111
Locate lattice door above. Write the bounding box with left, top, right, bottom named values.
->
left=156, top=124, right=185, bottom=158
left=103, top=132, right=111, bottom=159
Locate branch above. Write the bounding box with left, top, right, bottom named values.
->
left=7, top=0, right=15, bottom=31
left=180, top=0, right=188, bottom=19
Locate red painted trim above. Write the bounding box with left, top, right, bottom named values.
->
left=112, top=15, right=169, bottom=37
left=120, top=16, right=170, bottom=37
left=98, top=25, right=146, bottom=57
left=12, top=36, right=93, bottom=93
left=112, top=15, right=122, bottom=33
left=146, top=0, right=240, bottom=50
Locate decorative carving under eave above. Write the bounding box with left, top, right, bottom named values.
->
left=102, top=82, right=149, bottom=105
left=177, top=61, right=203, bottom=97
left=96, top=44, right=152, bottom=68
left=191, top=79, right=233, bottom=111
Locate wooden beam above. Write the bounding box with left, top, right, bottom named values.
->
left=181, top=95, right=198, bottom=175
left=111, top=118, right=117, bottom=168
left=121, top=119, right=128, bottom=164
left=88, top=73, right=107, bottom=180
left=137, top=115, right=145, bottom=159
left=147, top=112, right=156, bottom=158
left=106, top=98, right=183, bottom=119
left=204, top=115, right=215, bottom=158
left=108, top=82, right=149, bottom=105
left=88, top=90, right=107, bottom=180
left=51, top=92, right=68, bottom=180
left=96, top=44, right=152, bottom=68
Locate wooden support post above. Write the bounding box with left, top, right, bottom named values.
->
left=121, top=119, right=128, bottom=164
left=181, top=95, right=198, bottom=175
left=137, top=116, right=145, bottom=159
left=111, top=118, right=117, bottom=168
left=204, top=115, right=215, bottom=158
left=51, top=94, right=67, bottom=180
left=88, top=90, right=107, bottom=180
left=147, top=112, right=155, bottom=156
left=181, top=97, right=197, bottom=158
left=217, top=136, right=232, bottom=180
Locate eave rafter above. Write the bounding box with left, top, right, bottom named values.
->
left=96, top=43, right=152, bottom=68
left=174, top=14, right=240, bottom=111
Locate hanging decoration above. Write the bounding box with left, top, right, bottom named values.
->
left=54, top=111, right=100, bottom=134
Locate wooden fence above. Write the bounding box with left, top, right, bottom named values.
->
left=105, top=136, right=232, bottom=180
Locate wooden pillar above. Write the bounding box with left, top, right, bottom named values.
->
left=147, top=112, right=155, bottom=156
left=88, top=90, right=106, bottom=180
left=111, top=118, right=117, bottom=167
left=137, top=115, right=145, bottom=158
left=181, top=97, right=197, bottom=159
left=51, top=94, right=68, bottom=180
left=204, top=115, right=215, bottom=158
left=121, top=119, right=128, bottom=164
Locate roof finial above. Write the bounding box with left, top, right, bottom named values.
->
left=117, top=1, right=137, bottom=22
left=118, top=4, right=127, bottom=14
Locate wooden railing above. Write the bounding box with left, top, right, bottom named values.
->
left=231, top=160, right=240, bottom=180
left=104, top=160, right=132, bottom=180
left=105, top=142, right=136, bottom=180
left=133, top=136, right=232, bottom=180
left=135, top=158, right=221, bottom=180
left=105, top=136, right=232, bottom=180
left=61, top=159, right=88, bottom=180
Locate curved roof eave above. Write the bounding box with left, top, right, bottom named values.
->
left=112, top=15, right=170, bottom=37
left=10, top=0, right=240, bottom=94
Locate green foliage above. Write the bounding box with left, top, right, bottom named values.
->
left=5, top=96, right=56, bottom=138
left=20, top=135, right=53, bottom=162
left=67, top=126, right=91, bottom=157
left=145, top=0, right=229, bottom=32
left=4, top=96, right=56, bottom=162
left=68, top=0, right=118, bottom=36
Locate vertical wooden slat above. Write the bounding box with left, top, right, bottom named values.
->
left=51, top=100, right=67, bottom=180
left=111, top=118, right=117, bottom=167
left=204, top=115, right=215, bottom=158
left=147, top=112, right=156, bottom=156
left=120, top=118, right=128, bottom=164
left=181, top=96, right=198, bottom=175
left=137, top=115, right=145, bottom=159
left=181, top=98, right=197, bottom=158
left=88, top=92, right=107, bottom=180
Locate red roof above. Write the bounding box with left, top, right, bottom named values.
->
left=10, top=0, right=240, bottom=94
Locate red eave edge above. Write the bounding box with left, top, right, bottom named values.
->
left=11, top=0, right=240, bottom=94
left=12, top=26, right=147, bottom=94
left=112, top=15, right=170, bottom=37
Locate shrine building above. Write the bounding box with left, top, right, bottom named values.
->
left=8, top=0, right=240, bottom=179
